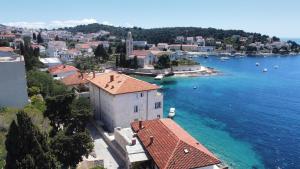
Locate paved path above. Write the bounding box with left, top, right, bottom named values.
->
left=87, top=124, right=125, bottom=169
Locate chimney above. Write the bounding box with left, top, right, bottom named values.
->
left=63, top=65, right=66, bottom=68
left=110, top=75, right=114, bottom=82
left=149, top=136, right=154, bottom=145
left=131, top=138, right=136, bottom=146
left=139, top=120, right=143, bottom=129
left=93, top=71, right=95, bottom=78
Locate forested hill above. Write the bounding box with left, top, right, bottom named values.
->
left=59, top=23, right=271, bottom=44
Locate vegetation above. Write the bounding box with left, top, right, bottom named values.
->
left=94, top=44, right=109, bottom=62
left=37, top=32, right=44, bottom=44
left=154, top=55, right=171, bottom=69
left=20, top=42, right=44, bottom=71
left=60, top=23, right=271, bottom=44
left=5, top=111, right=59, bottom=169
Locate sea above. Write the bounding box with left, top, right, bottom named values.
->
left=136, top=54, right=300, bottom=169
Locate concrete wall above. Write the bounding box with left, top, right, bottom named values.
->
left=89, top=83, right=163, bottom=132
left=0, top=61, right=28, bottom=108
left=172, top=65, right=202, bottom=71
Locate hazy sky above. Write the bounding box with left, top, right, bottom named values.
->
left=1, top=0, right=299, bottom=38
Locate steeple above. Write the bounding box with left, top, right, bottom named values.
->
left=126, top=31, right=133, bottom=58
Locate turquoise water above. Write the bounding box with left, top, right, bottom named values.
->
left=136, top=55, right=300, bottom=169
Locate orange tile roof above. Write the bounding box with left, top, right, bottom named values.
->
left=48, top=64, right=78, bottom=75
left=131, top=119, right=220, bottom=169
left=88, top=71, right=159, bottom=95
left=130, top=50, right=151, bottom=58
left=0, top=47, right=14, bottom=52
left=61, top=71, right=89, bottom=86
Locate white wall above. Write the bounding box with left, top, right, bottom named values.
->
left=89, top=83, right=163, bottom=131
left=0, top=61, right=28, bottom=108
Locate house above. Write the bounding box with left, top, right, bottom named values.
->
left=129, top=50, right=156, bottom=68
left=169, top=44, right=198, bottom=51
left=48, top=64, right=79, bottom=79
left=175, top=36, right=185, bottom=43
left=0, top=51, right=28, bottom=108
left=75, top=43, right=93, bottom=53
left=129, top=119, right=223, bottom=169
left=186, top=37, right=194, bottom=44
left=46, top=41, right=67, bottom=57
left=61, top=71, right=90, bottom=98
left=88, top=72, right=163, bottom=131
left=0, top=34, right=15, bottom=41
left=133, top=41, right=148, bottom=48
left=157, top=43, right=169, bottom=50
left=31, top=44, right=46, bottom=55
left=0, top=47, right=14, bottom=52
left=39, top=57, right=62, bottom=68
left=59, top=49, right=82, bottom=62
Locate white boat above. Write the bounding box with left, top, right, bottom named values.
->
left=220, top=57, right=230, bottom=61
left=274, top=65, right=279, bottom=69
left=256, top=62, right=260, bottom=66
left=168, top=108, right=176, bottom=118
left=263, top=68, right=268, bottom=72
left=154, top=74, right=164, bottom=80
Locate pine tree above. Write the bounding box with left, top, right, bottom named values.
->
left=37, top=32, right=44, bottom=44
left=94, top=44, right=109, bottom=62
left=55, top=35, right=59, bottom=41
left=33, top=33, right=37, bottom=41
left=5, top=111, right=60, bottom=169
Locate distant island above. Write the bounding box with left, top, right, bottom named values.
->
left=58, top=23, right=300, bottom=55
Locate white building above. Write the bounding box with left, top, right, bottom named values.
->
left=39, top=57, right=62, bottom=68
left=0, top=51, right=28, bottom=108
left=157, top=43, right=169, bottom=50
left=46, top=41, right=67, bottom=57
left=88, top=72, right=163, bottom=131
left=133, top=41, right=148, bottom=48
left=128, top=50, right=157, bottom=68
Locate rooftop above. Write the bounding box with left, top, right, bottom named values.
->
left=61, top=71, right=89, bottom=86
left=88, top=71, right=159, bottom=95
left=0, top=51, right=23, bottom=62
left=48, top=64, right=78, bottom=75
left=131, top=119, right=220, bottom=169
left=0, top=47, right=14, bottom=52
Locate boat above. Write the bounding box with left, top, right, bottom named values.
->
left=263, top=68, right=268, bottom=72
left=168, top=108, right=176, bottom=118
left=220, top=57, right=230, bottom=61
left=256, top=62, right=260, bottom=66
left=193, top=86, right=197, bottom=89
left=204, top=55, right=208, bottom=59
left=154, top=74, right=164, bottom=80
left=274, top=65, right=279, bottom=69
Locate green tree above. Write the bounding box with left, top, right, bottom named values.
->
left=55, top=35, right=59, bottom=41
left=133, top=56, right=138, bottom=69
left=107, top=46, right=113, bottom=54
left=5, top=111, right=60, bottom=169
left=37, top=32, right=44, bottom=44
left=44, top=93, right=75, bottom=134
left=154, top=55, right=170, bottom=69
left=51, top=130, right=93, bottom=169
left=33, top=33, right=37, bottom=41
left=94, top=44, right=109, bottom=62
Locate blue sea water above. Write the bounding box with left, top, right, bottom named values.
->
left=136, top=55, right=300, bottom=169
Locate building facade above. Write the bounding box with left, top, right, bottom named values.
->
left=88, top=72, right=163, bottom=131
left=0, top=52, right=28, bottom=108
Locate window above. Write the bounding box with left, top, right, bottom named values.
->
left=155, top=102, right=161, bottom=109
left=140, top=92, right=144, bottom=97
left=134, top=105, right=138, bottom=113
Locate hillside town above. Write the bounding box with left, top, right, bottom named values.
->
left=0, top=22, right=299, bottom=169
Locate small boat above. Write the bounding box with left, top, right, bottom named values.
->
left=220, top=57, right=230, bottom=61
left=154, top=74, right=164, bottom=80
left=274, top=65, right=279, bottom=69
left=204, top=55, right=208, bottom=59
left=168, top=108, right=176, bottom=118
left=256, top=62, right=260, bottom=66
left=263, top=68, right=268, bottom=72
left=193, top=86, right=197, bottom=89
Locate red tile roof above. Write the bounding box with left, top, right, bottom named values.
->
left=131, top=119, right=220, bottom=169
left=48, top=64, right=78, bottom=75
left=0, top=47, right=14, bottom=52
left=61, top=71, right=89, bottom=86
left=88, top=71, right=159, bottom=95
left=130, top=50, right=151, bottom=58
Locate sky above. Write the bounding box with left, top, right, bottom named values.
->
left=1, top=0, right=300, bottom=38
